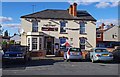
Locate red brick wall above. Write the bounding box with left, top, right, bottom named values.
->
left=30, top=50, right=46, bottom=57
left=96, top=33, right=103, bottom=43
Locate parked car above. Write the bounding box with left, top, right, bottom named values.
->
left=112, top=47, right=120, bottom=62
left=0, top=46, right=4, bottom=61
left=64, top=47, right=82, bottom=62
left=90, top=48, right=113, bottom=63
left=2, top=45, right=31, bottom=64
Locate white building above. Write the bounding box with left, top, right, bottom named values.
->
left=10, top=34, right=21, bottom=44
left=20, top=3, right=96, bottom=55
left=103, top=25, right=120, bottom=42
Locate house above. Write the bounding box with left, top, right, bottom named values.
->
left=20, top=3, right=96, bottom=56
left=10, top=34, right=21, bottom=44
left=96, top=23, right=120, bottom=48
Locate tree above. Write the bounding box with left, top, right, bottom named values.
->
left=0, top=24, right=4, bottom=35
left=4, top=30, right=9, bottom=37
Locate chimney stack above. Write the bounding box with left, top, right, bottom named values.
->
left=101, top=23, right=105, bottom=30
left=69, top=5, right=73, bottom=15
left=72, top=3, right=77, bottom=16
left=68, top=3, right=77, bottom=16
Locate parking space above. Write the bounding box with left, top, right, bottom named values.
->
left=2, top=57, right=119, bottom=75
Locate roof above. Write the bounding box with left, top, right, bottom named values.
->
left=21, top=9, right=96, bottom=21
left=10, top=34, right=21, bottom=41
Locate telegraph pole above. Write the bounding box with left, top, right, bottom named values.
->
left=32, top=4, right=36, bottom=13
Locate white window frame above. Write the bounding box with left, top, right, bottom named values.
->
left=32, top=38, right=38, bottom=50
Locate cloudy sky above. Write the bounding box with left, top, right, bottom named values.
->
left=0, top=1, right=119, bottom=36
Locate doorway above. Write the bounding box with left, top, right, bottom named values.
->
left=46, top=42, right=52, bottom=55
left=45, top=37, right=54, bottom=55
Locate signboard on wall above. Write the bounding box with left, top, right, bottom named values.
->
left=42, top=27, right=58, bottom=31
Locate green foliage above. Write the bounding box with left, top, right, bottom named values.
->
left=9, top=40, right=15, bottom=44
left=1, top=41, right=7, bottom=45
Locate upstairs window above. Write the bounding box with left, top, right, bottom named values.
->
left=97, top=33, right=101, bottom=38
left=80, top=22, right=85, bottom=34
left=32, top=21, right=38, bottom=32
left=60, top=21, right=66, bottom=33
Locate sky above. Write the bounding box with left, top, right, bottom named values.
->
left=0, top=2, right=119, bottom=36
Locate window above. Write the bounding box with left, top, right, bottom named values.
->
left=95, top=49, right=108, bottom=52
left=28, top=38, right=30, bottom=50
left=80, top=38, right=85, bottom=49
left=60, top=37, right=66, bottom=44
left=97, top=33, right=101, bottom=38
left=69, top=48, right=81, bottom=52
left=80, top=22, right=85, bottom=34
left=70, top=38, right=73, bottom=45
left=39, top=38, right=42, bottom=50
left=32, top=38, right=37, bottom=50
left=60, top=21, right=66, bottom=33
left=32, top=21, right=38, bottom=32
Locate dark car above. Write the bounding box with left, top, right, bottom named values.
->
left=2, top=45, right=31, bottom=64
left=112, top=48, right=120, bottom=62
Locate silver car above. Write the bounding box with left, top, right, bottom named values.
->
left=90, top=48, right=113, bottom=63
left=64, top=47, right=82, bottom=62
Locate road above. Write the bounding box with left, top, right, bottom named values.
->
left=2, top=57, right=119, bottom=75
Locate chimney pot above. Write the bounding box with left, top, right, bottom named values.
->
left=100, top=23, right=105, bottom=30
left=110, top=23, right=113, bottom=26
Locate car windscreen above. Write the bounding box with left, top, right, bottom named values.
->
left=7, top=46, right=22, bottom=52
left=69, top=48, right=81, bottom=52
left=95, top=49, right=108, bottom=52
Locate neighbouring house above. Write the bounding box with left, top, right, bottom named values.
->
left=96, top=23, right=120, bottom=48
left=10, top=34, right=21, bottom=44
left=20, top=3, right=96, bottom=56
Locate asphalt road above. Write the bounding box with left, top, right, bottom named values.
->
left=2, top=57, right=119, bottom=75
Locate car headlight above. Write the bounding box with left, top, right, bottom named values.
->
left=17, top=54, right=23, bottom=57
left=4, top=54, right=9, bottom=57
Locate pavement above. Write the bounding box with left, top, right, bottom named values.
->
left=2, top=56, right=119, bottom=75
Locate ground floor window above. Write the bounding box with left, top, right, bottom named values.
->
left=80, top=38, right=85, bottom=49
left=59, top=37, right=66, bottom=44
left=28, top=38, right=30, bottom=50
left=32, top=38, right=37, bottom=50
left=39, top=38, right=42, bottom=50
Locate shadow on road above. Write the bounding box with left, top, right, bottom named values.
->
left=2, top=59, right=64, bottom=70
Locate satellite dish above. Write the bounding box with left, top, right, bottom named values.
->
left=19, top=28, right=24, bottom=34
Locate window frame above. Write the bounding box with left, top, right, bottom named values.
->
left=97, top=33, right=101, bottom=38
left=32, top=38, right=38, bottom=50
left=60, top=21, right=67, bottom=33
left=32, top=21, right=38, bottom=32
left=80, top=22, right=85, bottom=34
left=80, top=38, right=86, bottom=49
